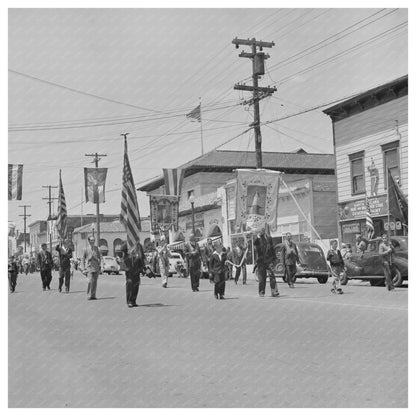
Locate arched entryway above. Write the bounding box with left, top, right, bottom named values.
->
left=113, top=238, right=123, bottom=257
left=208, top=225, right=222, bottom=237
left=99, top=238, right=108, bottom=255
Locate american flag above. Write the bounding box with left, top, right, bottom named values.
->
left=120, top=138, right=141, bottom=249
left=163, top=168, right=184, bottom=196
left=185, top=104, right=201, bottom=122
left=56, top=170, right=68, bottom=240
left=365, top=198, right=374, bottom=240
left=8, top=164, right=23, bottom=200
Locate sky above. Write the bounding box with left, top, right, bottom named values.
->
left=7, top=5, right=408, bottom=232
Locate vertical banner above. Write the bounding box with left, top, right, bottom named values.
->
left=163, top=168, right=185, bottom=196
left=149, top=195, right=179, bottom=233
left=84, top=168, right=108, bottom=203
left=235, top=169, right=281, bottom=232
left=56, top=170, right=68, bottom=240
left=8, top=164, right=23, bottom=200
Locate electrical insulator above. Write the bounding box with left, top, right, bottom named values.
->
left=254, top=53, right=265, bottom=76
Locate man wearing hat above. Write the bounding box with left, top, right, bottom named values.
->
left=55, top=239, right=73, bottom=293
left=37, top=243, right=53, bottom=291
left=185, top=233, right=202, bottom=292
left=120, top=240, right=145, bottom=307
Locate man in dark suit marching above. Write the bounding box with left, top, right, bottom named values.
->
left=37, top=243, right=53, bottom=291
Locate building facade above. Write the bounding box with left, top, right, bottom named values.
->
left=323, top=75, right=408, bottom=246
left=138, top=149, right=338, bottom=261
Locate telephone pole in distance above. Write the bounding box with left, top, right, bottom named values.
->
left=19, top=205, right=31, bottom=253
left=42, top=185, right=58, bottom=253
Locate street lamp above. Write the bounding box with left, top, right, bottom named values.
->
left=189, top=195, right=196, bottom=235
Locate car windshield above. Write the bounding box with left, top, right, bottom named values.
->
left=298, top=244, right=327, bottom=268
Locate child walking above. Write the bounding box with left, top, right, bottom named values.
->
left=327, top=239, right=345, bottom=295
left=209, top=242, right=227, bottom=299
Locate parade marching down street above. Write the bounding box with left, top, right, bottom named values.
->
left=7, top=7, right=409, bottom=409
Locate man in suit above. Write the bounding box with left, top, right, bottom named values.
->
left=81, top=236, right=102, bottom=300
left=233, top=241, right=247, bottom=285
left=185, top=234, right=202, bottom=292
left=254, top=227, right=279, bottom=297
left=280, top=232, right=300, bottom=288
left=210, top=242, right=227, bottom=299
left=56, top=239, right=73, bottom=293
left=120, top=240, right=145, bottom=307
left=37, top=243, right=53, bottom=291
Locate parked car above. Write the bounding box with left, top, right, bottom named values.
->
left=272, top=242, right=331, bottom=284
left=343, top=236, right=407, bottom=287
left=101, top=256, right=120, bottom=275
left=169, top=252, right=186, bottom=275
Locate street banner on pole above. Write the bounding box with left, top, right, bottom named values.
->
left=235, top=169, right=281, bottom=232
left=8, top=164, right=23, bottom=200
left=84, top=168, right=108, bottom=203
left=149, top=195, right=179, bottom=233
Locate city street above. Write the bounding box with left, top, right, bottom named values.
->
left=9, top=270, right=407, bottom=408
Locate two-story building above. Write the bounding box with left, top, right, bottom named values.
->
left=323, top=75, right=408, bottom=246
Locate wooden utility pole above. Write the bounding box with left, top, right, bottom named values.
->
left=18, top=205, right=31, bottom=253
left=42, top=185, right=58, bottom=253
left=85, top=152, right=107, bottom=246
left=232, top=37, right=277, bottom=168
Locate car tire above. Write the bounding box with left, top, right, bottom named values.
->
left=391, top=265, right=403, bottom=287
left=317, top=276, right=328, bottom=284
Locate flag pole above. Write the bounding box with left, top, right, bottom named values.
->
left=387, top=170, right=391, bottom=240
left=199, top=97, right=204, bottom=156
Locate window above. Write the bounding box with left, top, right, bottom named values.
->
left=187, top=190, right=194, bottom=200
left=349, top=151, right=365, bottom=195
left=382, top=141, right=400, bottom=189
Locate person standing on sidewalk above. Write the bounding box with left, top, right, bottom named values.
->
left=37, top=243, right=53, bottom=291
left=157, top=235, right=171, bottom=288
left=253, top=227, right=279, bottom=297
left=185, top=234, right=202, bottom=292
left=81, top=235, right=102, bottom=300
left=326, top=239, right=345, bottom=295
left=379, top=233, right=394, bottom=291
left=120, top=240, right=145, bottom=307
left=210, top=241, right=227, bottom=299
left=280, top=232, right=299, bottom=288
left=55, top=240, right=73, bottom=293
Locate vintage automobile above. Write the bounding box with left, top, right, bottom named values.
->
left=101, top=256, right=120, bottom=275
left=272, top=242, right=331, bottom=284
left=343, top=236, right=408, bottom=287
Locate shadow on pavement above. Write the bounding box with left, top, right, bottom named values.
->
left=95, top=297, right=116, bottom=300
left=139, top=303, right=174, bottom=307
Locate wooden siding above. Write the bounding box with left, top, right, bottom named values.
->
left=334, top=97, right=408, bottom=202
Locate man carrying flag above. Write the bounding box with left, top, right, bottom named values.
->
left=55, top=170, right=73, bottom=292
left=120, top=134, right=145, bottom=307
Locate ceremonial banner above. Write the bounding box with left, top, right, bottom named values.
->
left=56, top=170, right=68, bottom=240
left=235, top=169, right=281, bottom=232
left=120, top=139, right=141, bottom=249
left=84, top=168, right=108, bottom=203
left=8, top=164, right=23, bottom=200
left=163, top=168, right=185, bottom=196
left=149, top=195, right=179, bottom=232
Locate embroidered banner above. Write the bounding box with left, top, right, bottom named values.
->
left=235, top=169, right=281, bottom=232
left=84, top=168, right=108, bottom=204
left=149, top=195, right=179, bottom=232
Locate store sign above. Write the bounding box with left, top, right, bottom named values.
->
left=338, top=195, right=387, bottom=220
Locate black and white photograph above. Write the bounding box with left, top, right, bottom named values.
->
left=6, top=2, right=410, bottom=409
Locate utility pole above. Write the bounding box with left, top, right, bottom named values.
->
left=18, top=205, right=31, bottom=253
left=85, top=152, right=107, bottom=246
left=42, top=185, right=58, bottom=253
left=232, top=37, right=277, bottom=169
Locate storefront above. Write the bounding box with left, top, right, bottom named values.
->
left=338, top=195, right=405, bottom=246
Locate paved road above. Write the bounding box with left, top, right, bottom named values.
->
left=9, top=270, right=407, bottom=408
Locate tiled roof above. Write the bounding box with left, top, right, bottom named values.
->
left=138, top=149, right=335, bottom=192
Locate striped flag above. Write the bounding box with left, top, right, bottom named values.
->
left=56, top=169, right=68, bottom=240
left=120, top=138, right=141, bottom=249
left=185, top=104, right=201, bottom=122
left=163, top=168, right=185, bottom=196
left=365, top=198, right=374, bottom=240
left=8, top=164, right=23, bottom=200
